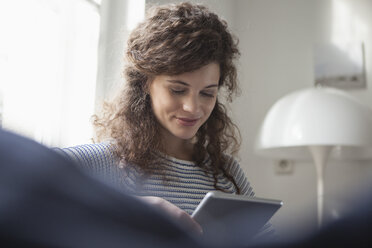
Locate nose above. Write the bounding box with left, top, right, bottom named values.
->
left=182, top=94, right=200, bottom=114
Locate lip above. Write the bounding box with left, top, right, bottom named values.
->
left=176, top=117, right=200, bottom=127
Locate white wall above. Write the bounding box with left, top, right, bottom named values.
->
left=95, top=0, right=145, bottom=109
left=95, top=0, right=128, bottom=109
left=232, top=0, right=372, bottom=237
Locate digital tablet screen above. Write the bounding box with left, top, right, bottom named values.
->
left=191, top=191, right=282, bottom=243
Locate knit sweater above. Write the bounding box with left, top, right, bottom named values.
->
left=55, top=142, right=255, bottom=215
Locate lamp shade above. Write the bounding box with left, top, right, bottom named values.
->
left=255, top=87, right=372, bottom=160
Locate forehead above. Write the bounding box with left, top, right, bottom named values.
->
left=165, top=63, right=220, bottom=86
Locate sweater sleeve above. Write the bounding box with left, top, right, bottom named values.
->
left=224, top=155, right=255, bottom=196
left=53, top=143, right=133, bottom=193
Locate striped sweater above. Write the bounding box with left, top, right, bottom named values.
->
left=55, top=142, right=255, bottom=215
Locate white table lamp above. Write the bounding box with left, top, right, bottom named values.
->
left=255, top=87, right=372, bottom=227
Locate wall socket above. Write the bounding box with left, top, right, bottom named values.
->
left=275, top=159, right=294, bottom=174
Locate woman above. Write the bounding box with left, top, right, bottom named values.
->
left=59, top=2, right=256, bottom=235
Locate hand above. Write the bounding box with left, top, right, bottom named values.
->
left=139, top=196, right=203, bottom=235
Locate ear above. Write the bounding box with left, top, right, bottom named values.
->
left=143, top=76, right=154, bottom=94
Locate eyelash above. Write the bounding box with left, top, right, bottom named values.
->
left=170, top=89, right=215, bottom=98
left=171, top=89, right=185, bottom=95
left=201, top=92, right=215, bottom=98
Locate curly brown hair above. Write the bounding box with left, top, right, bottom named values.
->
left=93, top=2, right=242, bottom=193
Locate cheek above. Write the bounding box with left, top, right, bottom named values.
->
left=151, top=93, right=177, bottom=115
left=204, top=100, right=216, bottom=117
left=151, top=98, right=165, bottom=116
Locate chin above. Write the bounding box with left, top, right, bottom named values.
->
left=174, top=131, right=197, bottom=141
left=177, top=135, right=196, bottom=141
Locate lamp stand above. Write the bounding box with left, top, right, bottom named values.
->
left=309, top=146, right=332, bottom=228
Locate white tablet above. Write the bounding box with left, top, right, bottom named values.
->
left=191, top=191, right=282, bottom=242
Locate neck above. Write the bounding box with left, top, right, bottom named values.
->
left=159, top=129, right=194, bottom=161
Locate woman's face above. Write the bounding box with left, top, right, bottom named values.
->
left=149, top=62, right=220, bottom=143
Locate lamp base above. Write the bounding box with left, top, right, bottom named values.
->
left=309, top=146, right=333, bottom=228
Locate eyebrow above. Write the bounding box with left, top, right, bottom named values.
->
left=167, top=80, right=218, bottom=89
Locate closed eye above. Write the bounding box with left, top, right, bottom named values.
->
left=201, top=91, right=216, bottom=98
left=170, top=88, right=186, bottom=95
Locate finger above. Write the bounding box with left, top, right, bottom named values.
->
left=177, top=210, right=203, bottom=235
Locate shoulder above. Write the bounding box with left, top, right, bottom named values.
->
left=222, top=154, right=245, bottom=180
left=222, top=154, right=242, bottom=174
left=222, top=154, right=255, bottom=196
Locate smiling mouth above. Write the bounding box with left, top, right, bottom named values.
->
left=176, top=117, right=200, bottom=126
